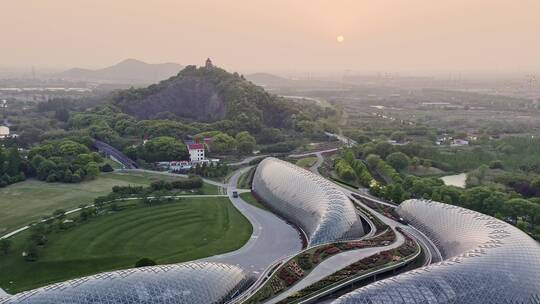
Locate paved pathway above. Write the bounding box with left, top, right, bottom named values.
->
left=121, top=169, right=227, bottom=188
left=325, top=132, right=357, bottom=147
left=202, top=167, right=303, bottom=275
left=289, top=148, right=338, bottom=159
left=265, top=232, right=405, bottom=304
left=227, top=155, right=267, bottom=166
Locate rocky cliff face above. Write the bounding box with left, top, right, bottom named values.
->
left=117, top=76, right=227, bottom=121
left=112, top=65, right=295, bottom=128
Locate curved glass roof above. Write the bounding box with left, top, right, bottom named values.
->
left=332, top=199, right=540, bottom=304
left=252, top=157, right=360, bottom=246
left=1, top=262, right=253, bottom=304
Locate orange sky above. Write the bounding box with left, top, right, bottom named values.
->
left=1, top=0, right=540, bottom=74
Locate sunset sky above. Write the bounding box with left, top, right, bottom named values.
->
left=1, top=0, right=540, bottom=74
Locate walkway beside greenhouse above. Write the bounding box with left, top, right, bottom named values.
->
left=202, top=167, right=303, bottom=275
left=264, top=232, right=406, bottom=304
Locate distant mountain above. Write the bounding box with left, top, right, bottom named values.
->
left=111, top=63, right=297, bottom=129
left=55, top=59, right=183, bottom=84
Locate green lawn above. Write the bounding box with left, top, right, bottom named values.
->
left=240, top=192, right=269, bottom=211
left=0, top=197, right=251, bottom=293
left=296, top=157, right=318, bottom=168
left=0, top=171, right=219, bottom=235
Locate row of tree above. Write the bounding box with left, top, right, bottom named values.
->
left=28, top=139, right=102, bottom=183
left=346, top=149, right=540, bottom=240
left=0, top=146, right=25, bottom=187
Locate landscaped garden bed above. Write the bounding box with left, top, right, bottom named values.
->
left=244, top=229, right=397, bottom=303
left=278, top=230, right=420, bottom=303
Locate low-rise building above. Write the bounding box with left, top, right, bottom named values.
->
left=0, top=125, right=10, bottom=139
left=188, top=143, right=205, bottom=163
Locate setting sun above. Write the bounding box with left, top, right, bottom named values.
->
left=336, top=35, right=345, bottom=43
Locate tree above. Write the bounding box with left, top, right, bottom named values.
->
left=489, top=160, right=504, bottom=169
left=374, top=141, right=394, bottom=158
left=141, top=136, right=188, bottom=162
left=29, top=223, right=48, bottom=245
left=411, top=157, right=420, bottom=170
left=212, top=133, right=237, bottom=154
left=389, top=184, right=405, bottom=203
left=135, top=257, right=157, bottom=267
left=257, top=128, right=284, bottom=144
left=100, top=163, right=114, bottom=172
left=58, top=140, right=90, bottom=158
left=0, top=146, right=5, bottom=175
left=390, top=131, right=406, bottom=142
left=55, top=108, right=70, bottom=122
left=24, top=242, right=39, bottom=261
left=37, top=160, right=56, bottom=180
left=531, top=176, right=540, bottom=191
left=236, top=131, right=256, bottom=155
left=386, top=152, right=410, bottom=171
left=85, top=162, right=100, bottom=179
left=30, top=155, right=47, bottom=171
left=335, top=159, right=356, bottom=182
left=366, top=154, right=382, bottom=169
left=53, top=209, right=66, bottom=221
left=504, top=198, right=534, bottom=222
left=0, top=239, right=12, bottom=255
left=5, top=148, right=22, bottom=176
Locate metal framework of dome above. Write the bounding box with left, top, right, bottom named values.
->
left=1, top=262, right=253, bottom=304
left=252, top=157, right=361, bottom=246
left=332, top=199, right=540, bottom=304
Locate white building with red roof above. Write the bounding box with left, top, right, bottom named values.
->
left=187, top=142, right=205, bottom=163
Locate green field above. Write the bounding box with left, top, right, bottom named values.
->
left=296, top=157, right=318, bottom=168
left=0, top=171, right=220, bottom=235
left=0, top=197, right=251, bottom=293
left=240, top=192, right=269, bottom=211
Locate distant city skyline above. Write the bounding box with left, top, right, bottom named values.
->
left=1, top=0, right=540, bottom=75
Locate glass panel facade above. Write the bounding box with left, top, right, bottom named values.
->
left=252, top=157, right=361, bottom=246
left=331, top=199, right=540, bottom=304
left=1, top=262, right=253, bottom=304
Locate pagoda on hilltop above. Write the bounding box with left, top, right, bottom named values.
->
left=205, top=58, right=214, bottom=68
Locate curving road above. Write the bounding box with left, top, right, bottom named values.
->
left=201, top=167, right=303, bottom=276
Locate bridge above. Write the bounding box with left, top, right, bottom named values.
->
left=92, top=140, right=138, bottom=169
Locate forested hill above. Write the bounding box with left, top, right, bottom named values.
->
left=111, top=64, right=297, bottom=130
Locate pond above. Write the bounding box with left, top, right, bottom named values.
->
left=440, top=173, right=467, bottom=188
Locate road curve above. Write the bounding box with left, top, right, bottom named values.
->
left=201, top=167, right=303, bottom=276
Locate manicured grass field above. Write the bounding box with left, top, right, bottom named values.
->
left=0, top=171, right=219, bottom=235
left=240, top=192, right=269, bottom=211
left=296, top=157, right=318, bottom=168
left=0, top=197, right=251, bottom=293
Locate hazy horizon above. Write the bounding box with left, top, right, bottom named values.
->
left=2, top=0, right=540, bottom=75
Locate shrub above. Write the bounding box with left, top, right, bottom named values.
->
left=100, top=163, right=114, bottom=172
left=135, top=258, right=157, bottom=267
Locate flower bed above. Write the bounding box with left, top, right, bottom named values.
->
left=279, top=231, right=420, bottom=303
left=244, top=229, right=397, bottom=303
